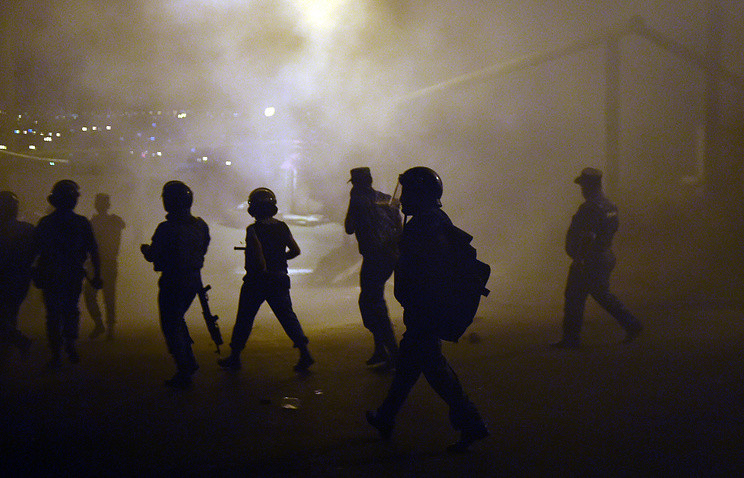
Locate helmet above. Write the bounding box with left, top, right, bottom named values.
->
left=48, top=179, right=80, bottom=210
left=399, top=166, right=443, bottom=208
left=162, top=180, right=193, bottom=212
left=0, top=191, right=19, bottom=221
left=248, top=187, right=277, bottom=205
left=248, top=187, right=278, bottom=218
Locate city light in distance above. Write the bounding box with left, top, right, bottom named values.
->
left=264, top=107, right=275, bottom=117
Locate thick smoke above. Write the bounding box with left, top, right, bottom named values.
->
left=4, top=0, right=744, bottom=320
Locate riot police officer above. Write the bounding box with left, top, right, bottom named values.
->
left=552, top=167, right=643, bottom=348
left=34, top=180, right=102, bottom=367
left=141, top=181, right=210, bottom=389
left=218, top=187, right=313, bottom=373
left=0, top=191, right=34, bottom=353
left=366, top=167, right=488, bottom=453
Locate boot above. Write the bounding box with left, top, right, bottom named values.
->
left=217, top=351, right=241, bottom=371
left=105, top=323, right=115, bottom=341
left=89, top=321, right=105, bottom=340
left=65, top=342, right=80, bottom=363
left=293, top=345, right=314, bottom=372
left=47, top=349, right=62, bottom=369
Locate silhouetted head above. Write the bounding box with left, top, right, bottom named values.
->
left=94, top=193, right=111, bottom=214
left=248, top=187, right=278, bottom=219
left=398, top=166, right=443, bottom=216
left=48, top=180, right=80, bottom=210
left=0, top=191, right=19, bottom=221
left=574, top=167, right=603, bottom=198
left=348, top=167, right=373, bottom=188
left=162, top=181, right=193, bottom=213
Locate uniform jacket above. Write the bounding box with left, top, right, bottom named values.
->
left=144, top=212, right=210, bottom=276
left=565, top=193, right=618, bottom=264
left=394, top=207, right=453, bottom=332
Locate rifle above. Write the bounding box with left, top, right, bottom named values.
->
left=197, top=285, right=223, bottom=354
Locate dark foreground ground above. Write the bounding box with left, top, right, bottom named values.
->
left=2, top=300, right=744, bottom=477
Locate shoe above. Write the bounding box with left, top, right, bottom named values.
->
left=47, top=352, right=62, bottom=369
left=623, top=324, right=643, bottom=344
left=66, top=343, right=80, bottom=363
left=164, top=372, right=192, bottom=389
left=17, top=335, right=33, bottom=355
left=447, top=423, right=489, bottom=453
left=294, top=350, right=315, bottom=372
left=217, top=354, right=241, bottom=371
left=365, top=351, right=389, bottom=367
left=550, top=339, right=580, bottom=349
left=89, top=324, right=105, bottom=340
left=366, top=410, right=393, bottom=440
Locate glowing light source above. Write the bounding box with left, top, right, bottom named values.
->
left=44, top=137, right=52, bottom=142
left=0, top=145, right=6, bottom=149
left=264, top=107, right=275, bottom=117
left=225, top=161, right=232, bottom=166
left=82, top=127, right=88, bottom=132
left=28, top=145, right=36, bottom=150
left=49, top=162, right=55, bottom=166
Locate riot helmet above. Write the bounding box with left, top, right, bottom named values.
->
left=396, top=166, right=443, bottom=215
left=248, top=187, right=278, bottom=218
left=162, top=180, right=193, bottom=212
left=0, top=191, right=19, bottom=221
left=48, top=179, right=80, bottom=210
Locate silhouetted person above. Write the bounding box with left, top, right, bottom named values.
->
left=0, top=191, right=34, bottom=354
left=551, top=167, right=643, bottom=349
left=218, top=187, right=314, bottom=373
left=344, top=167, right=401, bottom=368
left=366, top=167, right=488, bottom=453
left=34, top=180, right=102, bottom=368
left=141, top=181, right=209, bottom=389
left=84, top=193, right=126, bottom=341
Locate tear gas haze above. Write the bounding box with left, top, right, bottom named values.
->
left=2, top=0, right=744, bottom=328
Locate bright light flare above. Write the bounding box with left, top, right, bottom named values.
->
left=264, top=107, right=275, bottom=117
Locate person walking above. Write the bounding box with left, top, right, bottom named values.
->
left=551, top=167, right=643, bottom=349
left=217, top=188, right=314, bottom=373
left=366, top=167, right=488, bottom=453
left=141, top=181, right=210, bottom=389
left=344, top=167, right=401, bottom=368
left=34, top=180, right=102, bottom=367
left=84, top=193, right=125, bottom=341
left=0, top=191, right=35, bottom=354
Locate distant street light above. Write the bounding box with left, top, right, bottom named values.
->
left=264, top=107, right=275, bottom=117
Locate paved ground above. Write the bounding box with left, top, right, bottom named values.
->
left=3, top=287, right=744, bottom=477
left=3, top=221, right=744, bottom=476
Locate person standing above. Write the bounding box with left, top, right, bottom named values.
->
left=0, top=191, right=35, bottom=354
left=344, top=167, right=401, bottom=368
left=141, top=181, right=210, bottom=389
left=84, top=193, right=126, bottom=341
left=34, top=180, right=102, bottom=367
left=551, top=167, right=643, bottom=349
left=366, top=167, right=488, bottom=453
left=217, top=187, right=314, bottom=373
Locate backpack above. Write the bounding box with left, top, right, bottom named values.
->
left=435, top=224, right=491, bottom=342
left=370, top=198, right=403, bottom=253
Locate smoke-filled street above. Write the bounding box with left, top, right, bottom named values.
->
left=2, top=0, right=744, bottom=476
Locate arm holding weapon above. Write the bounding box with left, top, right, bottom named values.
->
left=198, top=285, right=223, bottom=354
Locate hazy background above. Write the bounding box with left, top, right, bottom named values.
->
left=2, top=0, right=744, bottom=327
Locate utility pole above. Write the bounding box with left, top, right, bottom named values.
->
left=703, top=0, right=722, bottom=203
left=604, top=34, right=621, bottom=197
